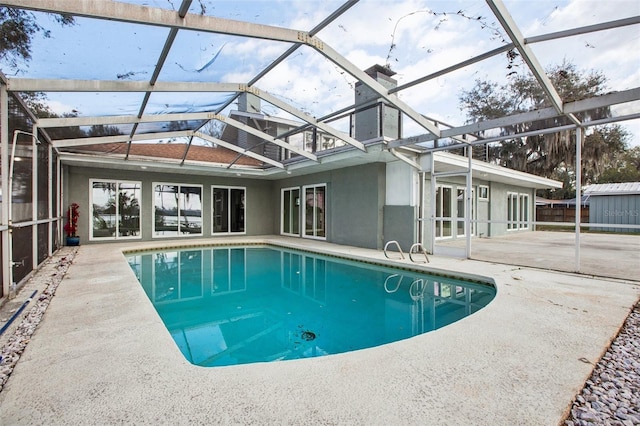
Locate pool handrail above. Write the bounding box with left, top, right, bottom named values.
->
left=383, top=240, right=405, bottom=260
left=409, top=243, right=429, bottom=263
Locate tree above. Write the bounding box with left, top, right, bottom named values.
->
left=87, top=124, right=123, bottom=137
left=0, top=7, right=73, bottom=69
left=597, top=146, right=640, bottom=183
left=459, top=61, right=630, bottom=196
left=2, top=7, right=75, bottom=134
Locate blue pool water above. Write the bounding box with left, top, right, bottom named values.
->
left=126, top=245, right=495, bottom=367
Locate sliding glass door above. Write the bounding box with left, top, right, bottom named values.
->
left=281, top=187, right=300, bottom=236
left=303, top=184, right=326, bottom=239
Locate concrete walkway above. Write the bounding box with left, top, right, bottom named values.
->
left=0, top=236, right=638, bottom=425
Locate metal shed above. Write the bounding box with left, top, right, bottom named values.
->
left=584, top=182, right=640, bottom=233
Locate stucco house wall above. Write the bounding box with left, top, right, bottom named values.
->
left=66, top=162, right=387, bottom=249
left=65, top=166, right=275, bottom=244
left=488, top=183, right=536, bottom=236
left=273, top=162, right=386, bottom=250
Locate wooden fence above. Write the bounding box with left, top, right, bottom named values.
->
left=536, top=206, right=590, bottom=224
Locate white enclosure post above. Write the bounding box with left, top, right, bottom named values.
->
left=429, top=154, right=436, bottom=254
left=32, top=125, right=38, bottom=269
left=466, top=145, right=472, bottom=259
left=575, top=127, right=582, bottom=273
left=1, top=84, right=10, bottom=297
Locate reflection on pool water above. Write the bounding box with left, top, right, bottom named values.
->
left=126, top=245, right=495, bottom=367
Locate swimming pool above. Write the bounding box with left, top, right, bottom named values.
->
left=126, top=245, right=495, bottom=367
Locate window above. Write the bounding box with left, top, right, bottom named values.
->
left=507, top=192, right=529, bottom=230
left=154, top=183, right=202, bottom=237
left=478, top=185, right=489, bottom=201
left=456, top=188, right=476, bottom=237
left=284, top=131, right=346, bottom=159
left=520, top=194, right=530, bottom=230
left=91, top=180, right=141, bottom=240
left=507, top=192, right=518, bottom=230
left=212, top=186, right=245, bottom=234
left=435, top=186, right=452, bottom=239
left=281, top=187, right=300, bottom=236
left=303, top=184, right=326, bottom=239
left=457, top=188, right=465, bottom=237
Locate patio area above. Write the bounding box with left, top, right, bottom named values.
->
left=0, top=236, right=638, bottom=425
left=437, top=230, right=640, bottom=281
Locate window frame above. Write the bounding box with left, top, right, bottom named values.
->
left=281, top=186, right=301, bottom=237
left=507, top=192, right=530, bottom=231
left=211, top=185, right=246, bottom=235
left=302, top=183, right=327, bottom=241
left=152, top=182, right=203, bottom=238
left=478, top=185, right=489, bottom=201
left=89, top=179, right=142, bottom=241
left=435, top=185, right=453, bottom=240
left=507, top=192, right=518, bottom=231
left=519, top=193, right=530, bottom=230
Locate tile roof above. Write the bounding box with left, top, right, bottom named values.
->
left=63, top=143, right=264, bottom=167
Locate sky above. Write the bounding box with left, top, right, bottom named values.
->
left=3, top=0, right=639, bottom=147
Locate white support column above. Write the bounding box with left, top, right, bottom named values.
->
left=429, top=154, right=436, bottom=254
left=48, top=139, right=53, bottom=256
left=418, top=171, right=424, bottom=246
left=575, top=127, right=583, bottom=273
left=466, top=146, right=473, bottom=259
left=32, top=124, right=38, bottom=268
left=1, top=84, right=10, bottom=297
left=56, top=155, right=62, bottom=249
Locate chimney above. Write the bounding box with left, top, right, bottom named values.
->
left=238, top=92, right=261, bottom=114
left=235, top=93, right=263, bottom=152
left=354, top=65, right=400, bottom=142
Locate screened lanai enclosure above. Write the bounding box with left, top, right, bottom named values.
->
left=1, top=0, right=639, bottom=297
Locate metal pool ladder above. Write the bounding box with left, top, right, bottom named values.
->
left=409, top=243, right=429, bottom=263
left=384, top=241, right=429, bottom=263
left=383, top=240, right=405, bottom=260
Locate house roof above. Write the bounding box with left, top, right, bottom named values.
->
left=65, top=142, right=263, bottom=167
left=432, top=152, right=563, bottom=190
left=583, top=182, right=640, bottom=196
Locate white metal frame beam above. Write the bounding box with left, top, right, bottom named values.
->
left=254, top=89, right=367, bottom=152
left=208, top=114, right=318, bottom=162
left=2, top=0, right=637, bottom=174
left=486, top=0, right=580, bottom=126
left=389, top=87, right=640, bottom=149
left=127, top=0, right=193, bottom=159
left=38, top=112, right=217, bottom=128
left=53, top=129, right=286, bottom=169
left=53, top=130, right=194, bottom=148
left=194, top=131, right=284, bottom=169
left=21, top=0, right=430, bottom=138
left=190, top=0, right=360, bottom=145
left=5, top=79, right=243, bottom=92
left=3, top=0, right=303, bottom=43
left=309, top=40, right=441, bottom=137
left=393, top=16, right=640, bottom=95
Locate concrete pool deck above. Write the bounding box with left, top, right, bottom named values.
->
left=437, top=231, right=640, bottom=281
left=1, top=236, right=638, bottom=425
